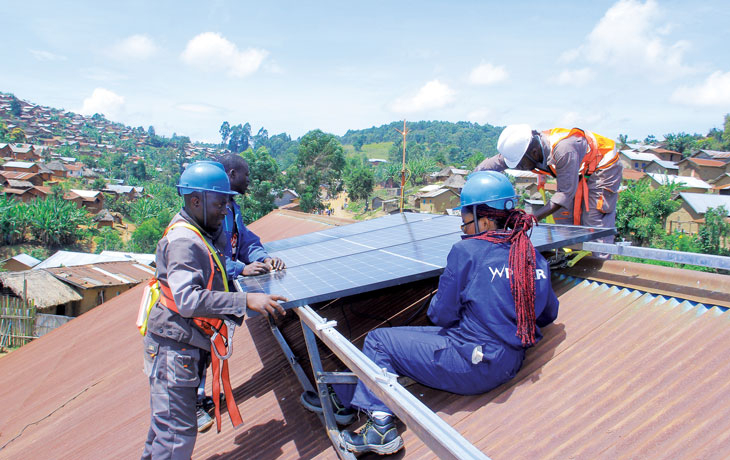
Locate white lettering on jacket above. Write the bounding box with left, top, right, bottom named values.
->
left=489, top=266, right=547, bottom=281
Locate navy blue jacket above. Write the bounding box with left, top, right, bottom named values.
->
left=222, top=200, right=269, bottom=278
left=428, top=235, right=559, bottom=359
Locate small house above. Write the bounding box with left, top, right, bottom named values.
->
left=645, top=173, right=711, bottom=194
left=677, top=158, right=728, bottom=183
left=418, top=188, right=460, bottom=214
left=1, top=254, right=41, bottom=272
left=666, top=192, right=730, bottom=234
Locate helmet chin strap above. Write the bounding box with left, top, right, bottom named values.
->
left=202, top=191, right=208, bottom=229
left=472, top=204, right=480, bottom=233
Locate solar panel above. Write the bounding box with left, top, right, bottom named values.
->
left=235, top=215, right=614, bottom=310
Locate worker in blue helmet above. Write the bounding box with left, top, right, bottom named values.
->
left=301, top=171, right=559, bottom=456
left=141, top=161, right=287, bottom=459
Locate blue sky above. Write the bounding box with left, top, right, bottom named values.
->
left=2, top=0, right=729, bottom=144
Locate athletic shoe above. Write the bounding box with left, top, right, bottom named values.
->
left=339, top=415, right=404, bottom=455
left=196, top=406, right=214, bottom=432
left=300, top=389, right=356, bottom=426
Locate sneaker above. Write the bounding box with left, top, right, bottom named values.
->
left=300, top=389, right=356, bottom=425
left=339, top=415, right=404, bottom=455
left=196, top=406, right=214, bottom=432
left=201, top=395, right=215, bottom=414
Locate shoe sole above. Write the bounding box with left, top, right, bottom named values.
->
left=339, top=434, right=404, bottom=455
left=300, top=393, right=356, bottom=426
left=198, top=417, right=214, bottom=432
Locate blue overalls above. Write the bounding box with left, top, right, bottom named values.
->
left=222, top=200, right=270, bottom=278
left=343, top=236, right=559, bottom=413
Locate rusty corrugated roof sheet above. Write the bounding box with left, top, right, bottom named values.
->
left=45, top=260, right=155, bottom=289
left=247, top=209, right=354, bottom=243
left=1, top=215, right=729, bottom=458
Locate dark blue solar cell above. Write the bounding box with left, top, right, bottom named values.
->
left=236, top=218, right=614, bottom=311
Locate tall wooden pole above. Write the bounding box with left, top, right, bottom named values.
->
left=394, top=120, right=409, bottom=213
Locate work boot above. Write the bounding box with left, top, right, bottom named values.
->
left=339, top=415, right=404, bottom=455
left=196, top=405, right=214, bottom=432
left=300, top=389, right=356, bottom=425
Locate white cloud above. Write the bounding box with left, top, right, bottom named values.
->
left=563, top=0, right=692, bottom=78
left=554, top=68, right=595, bottom=86
left=80, top=88, right=125, bottom=119
left=466, top=108, right=494, bottom=124
left=390, top=80, right=456, bottom=113
left=671, top=71, right=730, bottom=106
left=181, top=32, right=268, bottom=78
left=468, top=62, right=508, bottom=85
left=111, top=35, right=159, bottom=60
left=30, top=49, right=67, bottom=61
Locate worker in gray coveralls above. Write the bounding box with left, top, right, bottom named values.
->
left=141, top=161, right=286, bottom=459
left=476, top=125, right=623, bottom=242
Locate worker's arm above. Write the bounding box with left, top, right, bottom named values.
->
left=474, top=154, right=508, bottom=172
left=427, top=245, right=470, bottom=327
left=533, top=201, right=562, bottom=221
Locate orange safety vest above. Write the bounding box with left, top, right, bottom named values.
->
left=158, top=222, right=243, bottom=433
left=533, top=128, right=619, bottom=225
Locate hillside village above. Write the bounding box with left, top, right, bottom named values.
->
left=1, top=91, right=730, bottom=351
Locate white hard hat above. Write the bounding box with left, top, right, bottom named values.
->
left=498, top=124, right=533, bottom=168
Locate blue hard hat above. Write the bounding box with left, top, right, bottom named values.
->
left=177, top=161, right=238, bottom=196
left=455, top=171, right=516, bottom=211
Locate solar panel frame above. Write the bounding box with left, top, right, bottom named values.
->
left=235, top=219, right=615, bottom=312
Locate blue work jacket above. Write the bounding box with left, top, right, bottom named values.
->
left=428, top=234, right=559, bottom=360
left=222, top=200, right=270, bottom=278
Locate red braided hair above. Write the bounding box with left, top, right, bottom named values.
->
left=469, top=206, right=539, bottom=347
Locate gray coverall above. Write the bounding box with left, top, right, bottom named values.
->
left=141, top=210, right=247, bottom=460
left=476, top=134, right=623, bottom=242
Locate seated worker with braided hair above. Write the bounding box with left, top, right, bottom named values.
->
left=301, top=171, right=559, bottom=456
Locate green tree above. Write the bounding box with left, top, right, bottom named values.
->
left=0, top=196, right=29, bottom=245
left=219, top=121, right=231, bottom=146
left=295, top=130, right=346, bottom=212
left=407, top=157, right=437, bottom=185
left=26, top=196, right=92, bottom=246
left=238, top=147, right=284, bottom=223
left=129, top=218, right=164, bottom=253
left=698, top=206, right=730, bottom=256
left=345, top=166, right=374, bottom=204
left=615, top=178, right=684, bottom=246
left=94, top=227, right=125, bottom=253
left=10, top=96, right=22, bottom=117
left=92, top=177, right=106, bottom=190
left=9, top=128, right=26, bottom=143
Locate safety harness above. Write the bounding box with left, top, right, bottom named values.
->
left=154, top=222, right=243, bottom=432
left=532, top=128, right=619, bottom=225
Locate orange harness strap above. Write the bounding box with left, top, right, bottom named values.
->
left=158, top=223, right=243, bottom=432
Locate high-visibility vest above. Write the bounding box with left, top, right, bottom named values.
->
left=534, top=128, right=619, bottom=225
left=153, top=222, right=243, bottom=432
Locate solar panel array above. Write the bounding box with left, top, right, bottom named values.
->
left=235, top=213, right=614, bottom=310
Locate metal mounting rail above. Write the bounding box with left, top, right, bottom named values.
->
left=296, top=305, right=491, bottom=460
left=582, top=242, right=730, bottom=270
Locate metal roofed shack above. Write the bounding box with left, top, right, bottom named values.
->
left=0, top=210, right=729, bottom=458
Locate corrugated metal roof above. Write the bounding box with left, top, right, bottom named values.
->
left=685, top=157, right=726, bottom=167
left=247, top=209, right=354, bottom=244
left=679, top=192, right=730, bottom=216
left=646, top=172, right=711, bottom=189
left=46, top=261, right=154, bottom=289
left=34, top=250, right=129, bottom=270
left=620, top=150, right=660, bottom=162
left=2, top=217, right=730, bottom=459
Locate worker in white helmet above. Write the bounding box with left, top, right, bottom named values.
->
left=476, top=125, right=623, bottom=240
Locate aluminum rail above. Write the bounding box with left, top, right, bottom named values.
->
left=295, top=305, right=490, bottom=460
left=583, top=242, right=730, bottom=270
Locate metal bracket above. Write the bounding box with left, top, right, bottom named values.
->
left=315, top=320, right=338, bottom=331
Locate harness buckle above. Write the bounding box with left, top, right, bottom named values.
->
left=210, top=320, right=236, bottom=360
